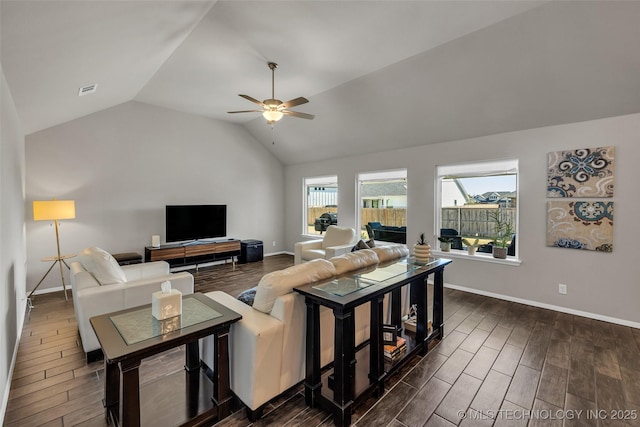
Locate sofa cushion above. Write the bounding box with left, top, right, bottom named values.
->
left=300, top=248, right=327, bottom=261
left=371, top=245, right=410, bottom=263
left=330, top=250, right=380, bottom=275
left=253, top=259, right=336, bottom=313
left=321, top=226, right=356, bottom=250
left=78, top=246, right=127, bottom=285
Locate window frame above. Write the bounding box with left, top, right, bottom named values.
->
left=357, top=169, right=408, bottom=243
left=435, top=159, right=521, bottom=265
left=302, top=175, right=339, bottom=237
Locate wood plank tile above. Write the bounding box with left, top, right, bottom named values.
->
left=595, top=346, right=622, bottom=379
left=504, top=364, right=541, bottom=409
left=435, top=330, right=468, bottom=357
left=564, top=392, right=597, bottom=427
left=492, top=343, right=524, bottom=376
left=463, top=346, right=499, bottom=380
left=396, top=376, right=450, bottom=427
left=494, top=400, right=528, bottom=427
left=458, top=328, right=490, bottom=354
left=536, top=363, right=568, bottom=408
left=595, top=372, right=628, bottom=427
left=3, top=391, right=68, bottom=424
left=425, top=414, right=456, bottom=427
left=545, top=339, right=571, bottom=369
left=355, top=381, right=418, bottom=427
left=459, top=408, right=494, bottom=426
left=455, top=311, right=486, bottom=335
left=483, top=326, right=512, bottom=351
left=434, top=348, right=474, bottom=385
left=470, top=369, right=512, bottom=418
left=519, top=322, right=551, bottom=370
left=568, top=352, right=596, bottom=402
left=620, top=367, right=640, bottom=406
left=8, top=370, right=74, bottom=399
left=434, top=373, right=482, bottom=424
left=476, top=313, right=501, bottom=332
left=402, top=351, right=448, bottom=390
left=505, top=324, right=532, bottom=349
left=529, top=399, right=563, bottom=427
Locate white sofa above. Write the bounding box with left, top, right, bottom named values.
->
left=70, top=247, right=194, bottom=361
left=201, top=244, right=409, bottom=419
left=294, top=225, right=358, bottom=264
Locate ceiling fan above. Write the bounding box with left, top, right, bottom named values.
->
left=228, top=62, right=315, bottom=124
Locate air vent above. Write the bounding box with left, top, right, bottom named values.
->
left=78, top=84, right=97, bottom=96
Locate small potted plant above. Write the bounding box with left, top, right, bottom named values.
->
left=437, top=236, right=454, bottom=252
left=414, top=233, right=431, bottom=262
left=462, top=237, right=480, bottom=255
left=488, top=209, right=514, bottom=259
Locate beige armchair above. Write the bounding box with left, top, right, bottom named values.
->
left=294, top=225, right=358, bottom=264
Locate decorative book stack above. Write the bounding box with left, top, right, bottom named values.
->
left=384, top=337, right=407, bottom=362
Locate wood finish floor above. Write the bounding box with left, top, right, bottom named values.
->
left=5, top=254, right=640, bottom=426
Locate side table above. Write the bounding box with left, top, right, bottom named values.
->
left=90, top=293, right=242, bottom=426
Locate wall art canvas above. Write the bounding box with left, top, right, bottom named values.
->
left=546, top=200, right=613, bottom=252
left=547, top=146, right=614, bottom=198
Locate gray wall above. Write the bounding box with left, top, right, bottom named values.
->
left=1, top=65, right=27, bottom=422
left=25, top=101, right=285, bottom=294
left=285, top=113, right=640, bottom=326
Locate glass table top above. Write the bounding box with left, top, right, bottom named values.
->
left=110, top=297, right=222, bottom=345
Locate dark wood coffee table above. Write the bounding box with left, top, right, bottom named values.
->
left=90, top=293, right=241, bottom=427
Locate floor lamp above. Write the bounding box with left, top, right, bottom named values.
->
left=29, top=199, right=76, bottom=305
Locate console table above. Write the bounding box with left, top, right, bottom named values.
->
left=294, top=257, right=452, bottom=426
left=90, top=293, right=242, bottom=427
left=145, top=239, right=241, bottom=270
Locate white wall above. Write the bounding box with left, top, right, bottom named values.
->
left=285, top=113, right=640, bottom=325
left=0, top=65, right=27, bottom=423
left=25, top=101, right=285, bottom=294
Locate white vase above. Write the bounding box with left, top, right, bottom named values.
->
left=413, top=244, right=431, bottom=262
left=467, top=246, right=477, bottom=255
left=440, top=241, right=451, bottom=252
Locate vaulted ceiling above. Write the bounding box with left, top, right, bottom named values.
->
left=2, top=1, right=640, bottom=165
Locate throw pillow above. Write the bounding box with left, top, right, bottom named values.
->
left=351, top=239, right=375, bottom=252
left=237, top=287, right=257, bottom=306
left=79, top=246, right=127, bottom=285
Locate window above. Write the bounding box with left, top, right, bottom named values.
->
left=304, top=176, right=338, bottom=236
left=436, top=160, right=518, bottom=257
left=358, top=170, right=407, bottom=243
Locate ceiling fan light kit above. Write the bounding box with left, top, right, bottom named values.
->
left=228, top=62, right=314, bottom=125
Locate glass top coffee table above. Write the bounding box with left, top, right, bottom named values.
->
left=90, top=293, right=241, bottom=427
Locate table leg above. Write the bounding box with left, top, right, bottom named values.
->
left=119, top=358, right=141, bottom=427
left=104, top=359, right=119, bottom=423
left=411, top=276, right=429, bottom=356
left=304, top=300, right=321, bottom=407
left=185, top=341, right=200, bottom=372
left=391, top=287, right=402, bottom=329
left=433, top=268, right=445, bottom=339
left=212, top=326, right=233, bottom=420
left=369, top=295, right=385, bottom=396
left=333, top=306, right=354, bottom=426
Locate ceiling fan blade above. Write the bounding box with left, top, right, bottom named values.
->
left=227, top=110, right=263, bottom=114
left=280, top=97, right=309, bottom=109
left=239, top=94, right=265, bottom=107
left=282, top=110, right=315, bottom=120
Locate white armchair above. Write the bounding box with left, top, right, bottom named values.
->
left=294, top=225, right=358, bottom=264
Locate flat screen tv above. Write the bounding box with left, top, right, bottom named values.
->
left=166, top=205, right=227, bottom=243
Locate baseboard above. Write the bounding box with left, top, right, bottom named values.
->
left=445, top=282, right=640, bottom=329
left=1, top=300, right=29, bottom=423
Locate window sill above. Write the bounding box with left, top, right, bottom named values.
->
left=432, top=249, right=522, bottom=266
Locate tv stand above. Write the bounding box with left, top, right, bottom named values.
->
left=145, top=239, right=241, bottom=271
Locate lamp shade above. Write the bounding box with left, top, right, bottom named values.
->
left=33, top=200, right=76, bottom=221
